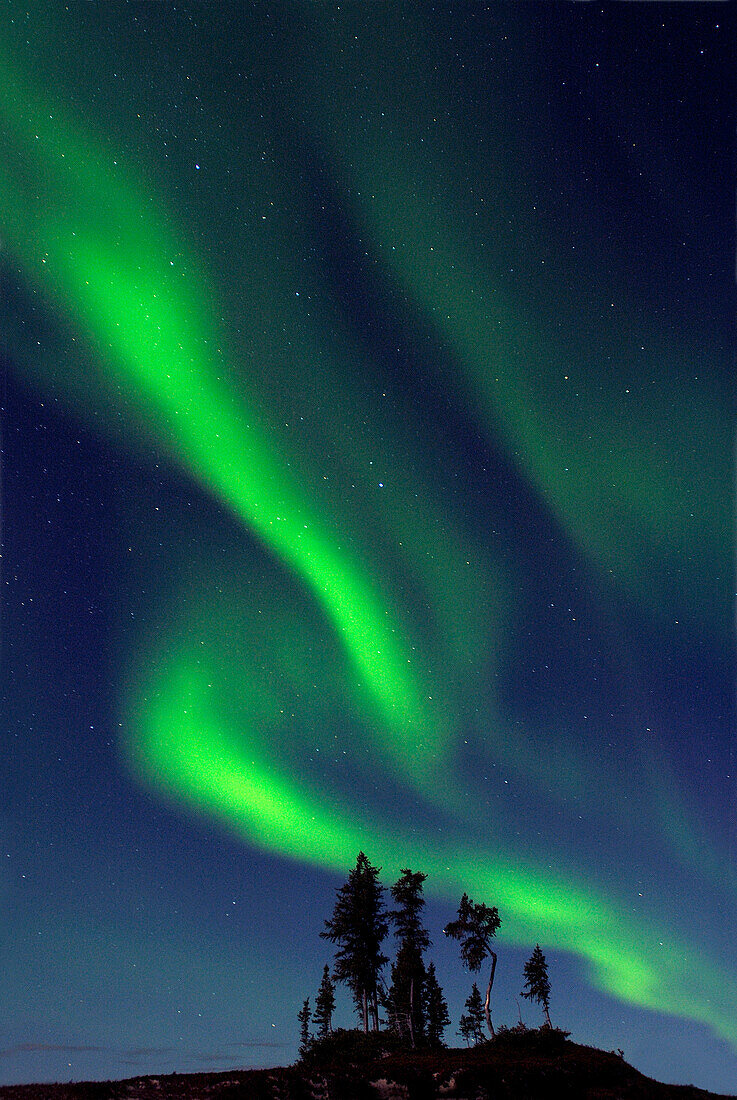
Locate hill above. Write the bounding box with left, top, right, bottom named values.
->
left=0, top=1033, right=733, bottom=1100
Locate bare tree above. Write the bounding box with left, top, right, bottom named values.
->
left=445, top=893, right=501, bottom=1038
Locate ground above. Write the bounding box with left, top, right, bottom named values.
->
left=0, top=1035, right=734, bottom=1100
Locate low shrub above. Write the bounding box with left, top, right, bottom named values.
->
left=299, top=1028, right=405, bottom=1067
left=493, top=1024, right=571, bottom=1051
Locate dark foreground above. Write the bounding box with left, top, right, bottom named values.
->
left=0, top=1039, right=733, bottom=1100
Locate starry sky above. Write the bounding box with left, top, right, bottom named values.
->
left=1, top=2, right=735, bottom=1093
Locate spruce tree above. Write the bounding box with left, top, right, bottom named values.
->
left=385, top=940, right=424, bottom=1044
left=521, top=944, right=552, bottom=1027
left=313, top=964, right=336, bottom=1039
left=387, top=869, right=431, bottom=1045
left=458, top=982, right=485, bottom=1046
left=424, top=962, right=450, bottom=1047
left=390, top=869, right=431, bottom=951
left=321, top=852, right=389, bottom=1032
left=298, top=998, right=312, bottom=1058
left=458, top=1012, right=475, bottom=1047
left=444, top=893, right=501, bottom=1038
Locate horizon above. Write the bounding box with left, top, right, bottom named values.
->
left=0, top=1028, right=734, bottom=1096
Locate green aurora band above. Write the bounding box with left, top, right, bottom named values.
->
left=291, top=9, right=731, bottom=639
left=1, top=27, right=734, bottom=1056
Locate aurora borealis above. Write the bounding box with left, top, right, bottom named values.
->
left=1, top=2, right=735, bottom=1093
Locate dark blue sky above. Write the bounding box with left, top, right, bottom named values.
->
left=1, top=3, right=735, bottom=1093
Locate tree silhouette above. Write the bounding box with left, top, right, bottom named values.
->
left=521, top=944, right=552, bottom=1027
left=390, top=869, right=431, bottom=951
left=298, top=998, right=312, bottom=1058
left=385, top=942, right=419, bottom=1043
left=444, top=893, right=501, bottom=1037
left=458, top=982, right=485, bottom=1046
left=424, top=962, right=450, bottom=1047
left=386, top=869, right=431, bottom=1045
left=313, top=964, right=336, bottom=1038
left=457, top=1014, right=475, bottom=1047
left=321, top=852, right=389, bottom=1032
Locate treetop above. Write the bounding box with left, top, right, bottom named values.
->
left=444, top=892, right=501, bottom=972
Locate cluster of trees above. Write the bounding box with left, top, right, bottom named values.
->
left=299, top=852, right=553, bottom=1055
left=458, top=945, right=551, bottom=1047
left=299, top=853, right=449, bottom=1052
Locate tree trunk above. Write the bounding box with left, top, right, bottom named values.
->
left=370, top=989, right=379, bottom=1032
left=544, top=1003, right=552, bottom=1028
left=408, top=978, right=416, bottom=1048
left=484, top=950, right=497, bottom=1038
left=362, top=989, right=368, bottom=1033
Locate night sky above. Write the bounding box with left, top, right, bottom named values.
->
left=1, top=2, right=735, bottom=1093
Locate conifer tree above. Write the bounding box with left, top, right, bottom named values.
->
left=386, top=868, right=431, bottom=1045
left=458, top=1013, right=475, bottom=1047
left=457, top=982, right=485, bottom=1046
left=390, top=869, right=431, bottom=951
left=424, top=962, right=450, bottom=1047
left=521, top=944, right=552, bottom=1027
left=321, top=852, right=389, bottom=1032
left=384, top=940, right=424, bottom=1044
left=382, top=951, right=403, bottom=1038
left=444, top=893, right=501, bottom=1037
left=298, top=998, right=312, bottom=1058
left=313, top=964, right=336, bottom=1039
